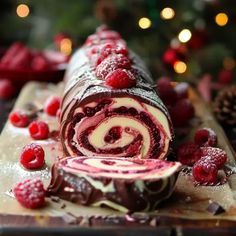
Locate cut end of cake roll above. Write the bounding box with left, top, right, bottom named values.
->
left=47, top=156, right=181, bottom=212
left=60, top=26, right=173, bottom=160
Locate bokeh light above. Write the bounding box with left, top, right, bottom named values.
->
left=160, top=7, right=175, bottom=20
left=178, top=29, right=192, bottom=43
left=215, top=13, right=228, bottom=26
left=138, top=17, right=152, bottom=29
left=60, top=38, right=72, bottom=55
left=174, top=61, right=187, bottom=74
left=223, top=57, right=235, bottom=70
left=16, top=4, right=30, bottom=18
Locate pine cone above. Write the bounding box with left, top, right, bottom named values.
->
left=213, top=86, right=236, bottom=125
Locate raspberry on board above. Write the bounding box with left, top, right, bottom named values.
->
left=20, top=143, right=45, bottom=170
left=44, top=95, right=61, bottom=116
left=29, top=121, right=49, bottom=140
left=194, top=128, right=217, bottom=147
left=176, top=142, right=201, bottom=166
left=192, top=158, right=218, bottom=184
left=13, top=178, right=46, bottom=209
left=200, top=147, right=227, bottom=169
left=9, top=111, right=29, bottom=128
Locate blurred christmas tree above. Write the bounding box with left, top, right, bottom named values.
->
left=1, top=0, right=236, bottom=88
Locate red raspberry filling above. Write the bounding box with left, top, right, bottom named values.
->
left=105, top=69, right=136, bottom=89
left=44, top=95, right=61, bottom=116
left=13, top=178, right=46, bottom=209
left=29, top=121, right=49, bottom=140
left=9, top=111, right=29, bottom=128
left=194, top=128, right=217, bottom=147
left=192, top=159, right=218, bottom=184
left=20, top=143, right=45, bottom=170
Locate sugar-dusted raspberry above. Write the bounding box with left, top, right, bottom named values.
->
left=176, top=142, right=201, bottom=166
left=105, top=69, right=136, bottom=89
left=96, top=25, right=111, bottom=33
left=200, top=147, right=227, bottom=169
left=0, top=79, right=15, bottom=100
left=20, top=143, right=45, bottom=169
left=13, top=178, right=46, bottom=209
left=156, top=78, right=177, bottom=107
left=174, top=82, right=189, bottom=100
left=29, top=121, right=49, bottom=140
left=96, top=43, right=128, bottom=66
left=97, top=30, right=121, bottom=40
left=170, top=98, right=195, bottom=127
left=85, top=34, right=100, bottom=46
left=9, top=111, right=29, bottom=128
left=44, top=95, right=61, bottom=116
left=194, top=128, right=217, bottom=147
left=96, top=54, right=131, bottom=79
left=192, top=158, right=218, bottom=184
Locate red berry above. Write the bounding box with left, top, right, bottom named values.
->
left=31, top=54, right=50, bottom=71
left=194, top=128, right=217, bottom=147
left=29, top=121, right=49, bottom=140
left=44, top=95, right=61, bottom=116
left=156, top=78, right=177, bottom=106
left=96, top=54, right=131, bottom=79
left=176, top=142, right=201, bottom=166
left=200, top=147, right=227, bottom=169
left=8, top=46, right=32, bottom=69
left=0, top=79, right=15, bottom=100
left=9, top=111, right=29, bottom=128
left=85, top=34, right=100, bottom=46
left=105, top=69, right=136, bottom=89
left=20, top=143, right=45, bottom=169
left=174, top=82, right=189, bottom=100
left=0, top=42, right=24, bottom=66
left=13, top=178, right=45, bottom=209
left=96, top=25, right=111, bottom=33
left=192, top=159, right=218, bottom=184
left=170, top=99, right=195, bottom=127
left=96, top=43, right=128, bottom=66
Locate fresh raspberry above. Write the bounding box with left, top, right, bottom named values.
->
left=29, top=121, right=49, bottom=140
left=13, top=178, right=46, bottom=209
left=194, top=128, right=217, bottom=147
left=0, top=42, right=24, bottom=66
left=9, top=111, right=29, bottom=128
left=0, top=79, right=15, bottom=100
left=20, top=143, right=45, bottom=169
left=8, top=46, right=32, bottom=69
left=31, top=54, right=51, bottom=71
left=192, top=159, right=218, bottom=184
left=96, top=54, right=131, bottom=79
left=170, top=99, right=195, bottom=127
left=176, top=142, right=201, bottom=166
left=105, top=69, right=136, bottom=89
left=174, top=82, right=189, bottom=100
left=200, top=147, right=227, bottom=169
left=44, top=95, right=61, bottom=116
left=96, top=43, right=128, bottom=66
left=156, top=78, right=177, bottom=106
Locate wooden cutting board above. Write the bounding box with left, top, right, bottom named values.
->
left=1, top=82, right=236, bottom=233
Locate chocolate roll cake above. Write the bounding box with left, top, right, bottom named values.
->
left=47, top=156, right=181, bottom=212
left=60, top=26, right=173, bottom=159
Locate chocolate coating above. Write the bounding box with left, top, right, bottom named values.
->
left=47, top=157, right=181, bottom=212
